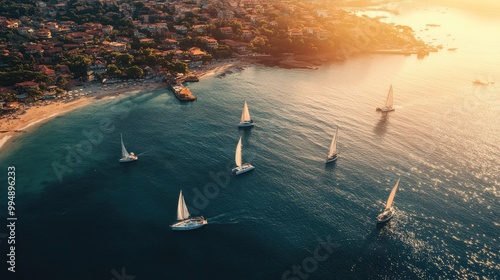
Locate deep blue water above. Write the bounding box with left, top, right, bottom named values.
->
left=1, top=3, right=500, bottom=280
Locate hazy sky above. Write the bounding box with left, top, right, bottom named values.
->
left=427, top=0, right=500, bottom=11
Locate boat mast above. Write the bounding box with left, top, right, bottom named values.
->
left=328, top=126, right=338, bottom=157
left=121, top=133, right=129, bottom=157
left=385, top=85, right=394, bottom=108
left=235, top=137, right=243, bottom=167
left=241, top=100, right=251, bottom=123
left=177, top=190, right=190, bottom=221
left=385, top=177, right=401, bottom=209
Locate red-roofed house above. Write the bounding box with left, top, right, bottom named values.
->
left=203, top=37, right=218, bottom=49
left=242, top=29, right=254, bottom=40
left=219, top=27, right=233, bottom=36
left=162, top=39, right=179, bottom=49
left=108, top=42, right=127, bottom=52
left=36, top=29, right=52, bottom=39
left=288, top=28, right=303, bottom=37
left=220, top=40, right=249, bottom=53
left=5, top=101, right=20, bottom=110
left=188, top=47, right=206, bottom=60
left=0, top=87, right=17, bottom=95
left=67, top=32, right=94, bottom=44
left=25, top=44, right=44, bottom=54
left=34, top=65, right=56, bottom=77
left=16, top=81, right=40, bottom=94
left=192, top=25, right=207, bottom=34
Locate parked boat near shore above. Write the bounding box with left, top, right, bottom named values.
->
left=168, top=83, right=197, bottom=101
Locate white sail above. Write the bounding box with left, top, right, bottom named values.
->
left=385, top=85, right=394, bottom=108
left=177, top=190, right=190, bottom=221
left=121, top=133, right=130, bottom=158
left=385, top=178, right=400, bottom=209
left=328, top=126, right=338, bottom=158
left=240, top=100, right=252, bottom=123
left=235, top=137, right=243, bottom=167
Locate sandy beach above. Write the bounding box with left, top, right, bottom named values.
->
left=0, top=59, right=248, bottom=151
left=0, top=80, right=166, bottom=150
left=192, top=58, right=243, bottom=79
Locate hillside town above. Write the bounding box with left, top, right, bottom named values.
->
left=0, top=0, right=430, bottom=110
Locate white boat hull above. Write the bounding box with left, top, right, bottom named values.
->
left=232, top=163, right=255, bottom=175
left=326, top=154, right=338, bottom=163
left=238, top=121, right=254, bottom=127
left=376, top=208, right=394, bottom=223
left=119, top=155, right=138, bottom=162
left=170, top=217, right=207, bottom=231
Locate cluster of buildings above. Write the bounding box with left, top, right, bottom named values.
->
left=0, top=0, right=340, bottom=107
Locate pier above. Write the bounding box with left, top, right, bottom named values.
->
left=166, top=74, right=199, bottom=101
left=168, top=83, right=197, bottom=101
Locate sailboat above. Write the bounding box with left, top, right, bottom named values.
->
left=170, top=190, right=207, bottom=231
left=376, top=85, right=395, bottom=112
left=231, top=136, right=255, bottom=175
left=326, top=126, right=339, bottom=163
left=238, top=100, right=254, bottom=127
left=119, top=133, right=138, bottom=163
left=377, top=177, right=401, bottom=223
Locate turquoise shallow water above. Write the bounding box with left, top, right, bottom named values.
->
left=1, top=3, right=500, bottom=280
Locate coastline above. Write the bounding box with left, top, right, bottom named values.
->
left=0, top=47, right=426, bottom=152
left=0, top=59, right=247, bottom=151
left=0, top=84, right=155, bottom=151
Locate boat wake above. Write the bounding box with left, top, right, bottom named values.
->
left=135, top=148, right=153, bottom=156
left=206, top=210, right=261, bottom=224
left=205, top=213, right=240, bottom=224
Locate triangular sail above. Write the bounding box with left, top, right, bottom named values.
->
left=385, top=178, right=400, bottom=209
left=121, top=133, right=130, bottom=157
left=240, top=100, right=252, bottom=123
left=385, top=85, right=394, bottom=108
left=177, top=190, right=190, bottom=220
left=327, top=126, right=338, bottom=158
left=235, top=137, right=242, bottom=167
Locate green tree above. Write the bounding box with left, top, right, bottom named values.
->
left=106, top=64, right=120, bottom=77
left=164, top=62, right=188, bottom=74
left=0, top=92, right=17, bottom=102
left=26, top=88, right=43, bottom=100
left=125, top=66, right=143, bottom=79
left=213, top=45, right=231, bottom=59
left=56, top=76, right=68, bottom=89
left=0, top=1, right=36, bottom=18
left=145, top=54, right=158, bottom=68
left=61, top=54, right=92, bottom=80
left=250, top=36, right=269, bottom=53
left=202, top=54, right=213, bottom=63
left=115, top=53, right=134, bottom=68
left=0, top=70, right=48, bottom=87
